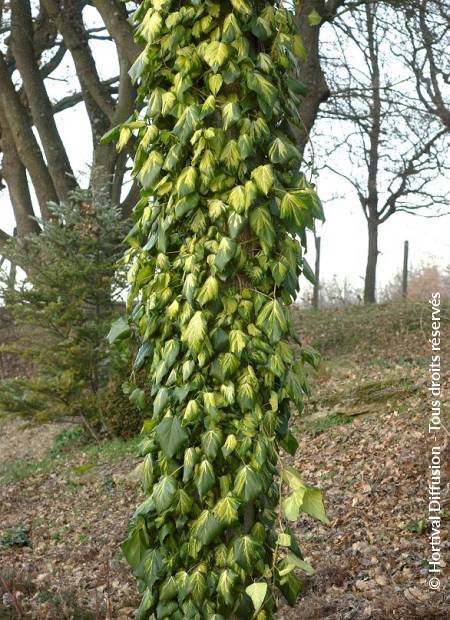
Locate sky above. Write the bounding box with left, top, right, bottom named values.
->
left=0, top=6, right=449, bottom=296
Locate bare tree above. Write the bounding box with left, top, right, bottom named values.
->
left=399, top=0, right=450, bottom=131
left=0, top=0, right=141, bottom=260
left=317, top=1, right=449, bottom=303
left=0, top=0, right=379, bottom=261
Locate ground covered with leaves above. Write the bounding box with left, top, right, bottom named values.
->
left=1, top=302, right=449, bottom=619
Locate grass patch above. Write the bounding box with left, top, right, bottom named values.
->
left=305, top=414, right=353, bottom=436
left=0, top=525, right=31, bottom=549
left=0, top=427, right=140, bottom=486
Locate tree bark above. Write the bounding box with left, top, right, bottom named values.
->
left=0, top=54, right=57, bottom=217
left=0, top=112, right=40, bottom=237
left=294, top=0, right=331, bottom=157
left=10, top=0, right=77, bottom=202
left=364, top=218, right=378, bottom=304
left=92, top=0, right=142, bottom=64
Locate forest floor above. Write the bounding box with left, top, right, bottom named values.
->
left=0, top=301, right=449, bottom=619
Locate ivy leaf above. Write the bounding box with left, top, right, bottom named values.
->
left=245, top=582, right=267, bottom=616
left=228, top=185, right=246, bottom=213
left=155, top=416, right=188, bottom=458
left=190, top=569, right=207, bottom=606
left=282, top=489, right=306, bottom=522
left=208, top=74, right=223, bottom=95
left=218, top=569, right=238, bottom=606
left=230, top=0, right=252, bottom=17
left=279, top=552, right=315, bottom=576
left=256, top=299, right=288, bottom=343
left=222, top=102, right=241, bottom=130
left=204, top=41, right=230, bottom=71
left=233, top=465, right=263, bottom=502
left=223, top=13, right=241, bottom=42
left=247, top=72, right=277, bottom=107
left=152, top=476, right=177, bottom=513
left=197, top=275, right=219, bottom=306
left=229, top=329, right=248, bottom=356
left=176, top=166, right=197, bottom=197
left=181, top=311, right=207, bottom=353
left=153, top=387, right=169, bottom=417
left=249, top=206, right=275, bottom=251
left=308, top=9, right=322, bottom=25
left=138, top=151, right=163, bottom=190
left=213, top=495, right=240, bottom=526
left=192, top=510, right=222, bottom=546
left=269, top=137, right=300, bottom=164
left=201, top=428, right=223, bottom=460
left=228, top=212, right=246, bottom=238
left=251, top=164, right=275, bottom=196
left=107, top=316, right=130, bottom=344
left=215, top=237, right=237, bottom=271
left=233, top=536, right=262, bottom=570
left=302, top=486, right=330, bottom=524
left=195, top=459, right=215, bottom=497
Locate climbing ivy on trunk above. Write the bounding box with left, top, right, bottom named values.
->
left=110, top=0, right=327, bottom=618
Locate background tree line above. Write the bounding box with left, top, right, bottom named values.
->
left=0, top=0, right=448, bottom=303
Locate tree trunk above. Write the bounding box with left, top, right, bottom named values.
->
left=10, top=0, right=77, bottom=202
left=294, top=0, right=331, bottom=157
left=364, top=218, right=378, bottom=303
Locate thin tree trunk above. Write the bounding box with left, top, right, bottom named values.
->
left=10, top=0, right=77, bottom=202
left=364, top=219, right=378, bottom=304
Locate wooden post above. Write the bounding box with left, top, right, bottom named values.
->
left=402, top=240, right=409, bottom=299
left=313, top=235, right=321, bottom=309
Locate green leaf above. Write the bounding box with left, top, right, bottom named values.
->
left=138, top=151, right=163, bottom=190
left=228, top=185, right=246, bottom=213
left=234, top=465, right=263, bottom=502
left=247, top=72, right=277, bottom=107
left=197, top=275, right=219, bottom=306
left=152, top=475, right=177, bottom=513
left=223, top=13, right=241, bottom=42
left=302, top=487, right=330, bottom=524
left=213, top=495, right=240, bottom=526
left=256, top=300, right=288, bottom=343
left=218, top=569, right=238, bottom=606
left=230, top=0, right=252, bottom=17
left=269, top=137, right=300, bottom=164
left=100, top=124, right=121, bottom=145
left=153, top=387, right=169, bottom=417
left=222, top=102, right=241, bottom=131
left=107, top=316, right=130, bottom=344
left=215, top=237, right=237, bottom=271
left=308, top=9, right=322, bottom=25
left=155, top=416, right=188, bottom=458
left=251, top=164, right=275, bottom=196
left=229, top=329, right=248, bottom=356
left=208, top=74, right=223, bottom=95
left=176, top=166, right=197, bottom=197
left=204, top=41, right=229, bottom=71
left=192, top=510, right=222, bottom=546
left=249, top=206, right=275, bottom=251
left=279, top=551, right=315, bottom=576
left=190, top=568, right=206, bottom=606
left=245, top=582, right=267, bottom=616
left=181, top=311, right=207, bottom=353
left=233, top=536, right=262, bottom=570
left=282, top=489, right=306, bottom=522
left=201, top=428, right=223, bottom=460
left=195, top=459, right=215, bottom=497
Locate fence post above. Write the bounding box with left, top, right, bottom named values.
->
left=402, top=240, right=409, bottom=299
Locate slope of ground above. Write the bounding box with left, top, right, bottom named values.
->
left=0, top=301, right=449, bottom=619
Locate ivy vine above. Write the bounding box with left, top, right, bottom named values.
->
left=106, top=0, right=328, bottom=618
